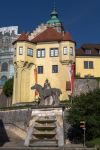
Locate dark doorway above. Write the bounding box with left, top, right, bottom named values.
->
left=0, top=119, right=9, bottom=146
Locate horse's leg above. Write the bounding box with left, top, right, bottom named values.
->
left=50, top=95, right=54, bottom=106
left=45, top=97, right=48, bottom=105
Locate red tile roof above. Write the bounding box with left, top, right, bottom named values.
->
left=31, top=27, right=61, bottom=43
left=76, top=44, right=100, bottom=56
left=31, top=27, right=74, bottom=43
left=62, top=32, right=73, bottom=41
left=12, top=32, right=29, bottom=44
left=13, top=27, right=75, bottom=44
left=17, top=32, right=29, bottom=41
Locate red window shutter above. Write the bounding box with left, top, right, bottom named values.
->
left=66, top=81, right=71, bottom=91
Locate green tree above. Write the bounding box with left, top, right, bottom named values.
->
left=3, top=78, right=13, bottom=97
left=68, top=89, right=100, bottom=143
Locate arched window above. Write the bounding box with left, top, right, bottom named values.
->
left=9, top=64, right=14, bottom=78
left=1, top=62, right=8, bottom=72
left=0, top=76, right=7, bottom=85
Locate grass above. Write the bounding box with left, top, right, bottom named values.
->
left=86, top=137, right=100, bottom=148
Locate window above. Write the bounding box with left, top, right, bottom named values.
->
left=38, top=66, right=43, bottom=74
left=1, top=62, right=8, bottom=72
left=52, top=65, right=58, bottom=73
left=37, top=49, right=45, bottom=58
left=70, top=47, right=73, bottom=55
left=85, top=50, right=91, bottom=54
left=27, top=48, right=33, bottom=56
left=50, top=48, right=59, bottom=57
left=0, top=76, right=7, bottom=85
left=84, top=61, right=93, bottom=69
left=19, top=47, right=23, bottom=55
left=9, top=64, right=14, bottom=78
left=66, top=81, right=71, bottom=91
left=63, top=47, right=68, bottom=55
left=99, top=50, right=100, bottom=54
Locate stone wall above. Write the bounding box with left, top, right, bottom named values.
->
left=0, top=109, right=32, bottom=145
left=74, top=78, right=100, bottom=96
left=0, top=109, right=32, bottom=130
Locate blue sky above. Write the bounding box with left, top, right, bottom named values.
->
left=0, top=0, right=100, bottom=47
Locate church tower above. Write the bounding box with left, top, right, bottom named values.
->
left=47, top=8, right=64, bottom=33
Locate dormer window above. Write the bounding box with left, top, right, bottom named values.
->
left=85, top=50, right=91, bottom=54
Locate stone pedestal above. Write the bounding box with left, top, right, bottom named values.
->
left=24, top=107, right=64, bottom=147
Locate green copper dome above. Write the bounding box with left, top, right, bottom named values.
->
left=47, top=9, right=61, bottom=25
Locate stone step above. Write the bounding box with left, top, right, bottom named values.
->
left=36, top=119, right=56, bottom=123
left=29, top=139, right=58, bottom=147
left=34, top=126, right=56, bottom=130
left=0, top=147, right=96, bottom=150
left=34, top=123, right=56, bottom=130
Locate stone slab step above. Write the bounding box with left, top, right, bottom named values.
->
left=0, top=148, right=96, bottom=150
left=29, top=140, right=58, bottom=147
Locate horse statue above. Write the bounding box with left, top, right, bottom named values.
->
left=31, top=80, right=62, bottom=106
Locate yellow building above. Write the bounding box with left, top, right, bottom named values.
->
left=12, top=9, right=75, bottom=104
left=76, top=44, right=100, bottom=78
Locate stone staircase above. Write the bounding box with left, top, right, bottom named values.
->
left=29, top=115, right=58, bottom=147
left=24, top=107, right=64, bottom=147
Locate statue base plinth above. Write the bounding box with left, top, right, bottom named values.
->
left=24, top=107, right=64, bottom=147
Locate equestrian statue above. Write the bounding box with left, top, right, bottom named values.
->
left=31, top=79, right=62, bottom=106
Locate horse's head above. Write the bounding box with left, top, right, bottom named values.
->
left=31, top=84, right=36, bottom=90
left=31, top=84, right=43, bottom=90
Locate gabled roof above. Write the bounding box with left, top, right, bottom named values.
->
left=13, top=27, right=75, bottom=45
left=62, top=32, right=73, bottom=41
left=31, top=27, right=61, bottom=43
left=81, top=43, right=100, bottom=49
left=13, top=32, right=29, bottom=44
left=76, top=44, right=100, bottom=56
left=17, top=32, right=28, bottom=41
left=31, top=27, right=74, bottom=43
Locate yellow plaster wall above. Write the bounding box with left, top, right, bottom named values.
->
left=76, top=57, right=100, bottom=77
left=13, top=41, right=75, bottom=104
left=59, top=41, right=75, bottom=63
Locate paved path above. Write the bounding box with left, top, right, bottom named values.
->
left=0, top=147, right=96, bottom=150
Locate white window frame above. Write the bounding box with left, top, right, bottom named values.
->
left=41, top=49, right=45, bottom=57
left=19, top=47, right=23, bottom=55
left=84, top=61, right=93, bottom=69
left=50, top=48, right=59, bottom=57
left=50, top=49, right=54, bottom=57
left=70, top=47, right=73, bottom=55
left=63, top=47, right=68, bottom=55
left=37, top=49, right=45, bottom=58
left=27, top=48, right=33, bottom=56
left=85, top=50, right=91, bottom=54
